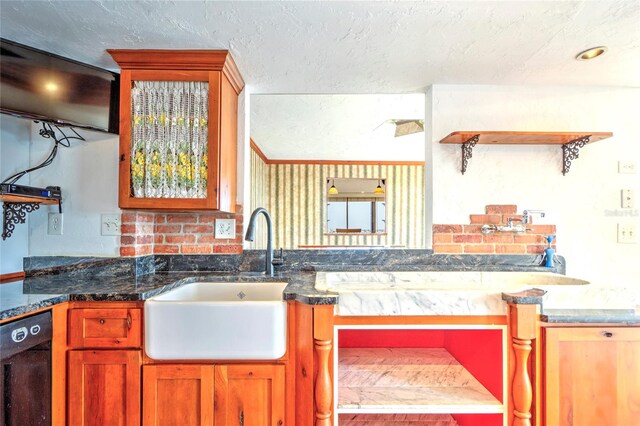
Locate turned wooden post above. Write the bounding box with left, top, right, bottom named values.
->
left=508, top=303, right=538, bottom=426
left=313, top=305, right=334, bottom=426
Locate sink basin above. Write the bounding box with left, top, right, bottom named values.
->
left=145, top=282, right=288, bottom=360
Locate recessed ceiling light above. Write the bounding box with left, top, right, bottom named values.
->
left=575, top=46, right=607, bottom=61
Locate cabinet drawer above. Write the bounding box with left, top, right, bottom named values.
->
left=68, top=308, right=142, bottom=348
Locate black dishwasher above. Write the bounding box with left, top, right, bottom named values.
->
left=0, top=311, right=52, bottom=426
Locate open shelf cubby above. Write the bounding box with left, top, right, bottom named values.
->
left=335, top=327, right=506, bottom=426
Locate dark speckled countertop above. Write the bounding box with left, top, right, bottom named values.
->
left=0, top=280, right=68, bottom=320
left=541, top=309, right=640, bottom=324
left=4, top=250, right=635, bottom=324
left=1, top=270, right=336, bottom=321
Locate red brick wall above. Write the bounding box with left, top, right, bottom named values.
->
left=120, top=206, right=244, bottom=256
left=433, top=204, right=556, bottom=254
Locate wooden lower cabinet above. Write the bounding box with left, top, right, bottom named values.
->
left=143, top=365, right=215, bottom=426
left=215, top=364, right=286, bottom=426
left=67, top=349, right=141, bottom=426
left=143, top=364, right=285, bottom=426
left=543, top=326, right=640, bottom=426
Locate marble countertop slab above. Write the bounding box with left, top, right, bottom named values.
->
left=338, top=347, right=502, bottom=414
left=316, top=271, right=589, bottom=316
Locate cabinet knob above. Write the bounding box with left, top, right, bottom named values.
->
left=99, top=319, right=105, bottom=325
left=239, top=410, right=244, bottom=426
left=120, top=154, right=125, bottom=162
left=602, top=331, right=614, bottom=338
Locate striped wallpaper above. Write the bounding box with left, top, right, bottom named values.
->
left=249, top=148, right=269, bottom=249
left=250, top=150, right=425, bottom=249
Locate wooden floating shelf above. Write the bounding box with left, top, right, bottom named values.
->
left=439, top=131, right=612, bottom=145
left=0, top=194, right=60, bottom=204
left=337, top=347, right=503, bottom=414
left=439, top=131, right=613, bottom=175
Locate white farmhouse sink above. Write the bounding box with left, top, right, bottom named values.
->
left=145, top=282, right=288, bottom=360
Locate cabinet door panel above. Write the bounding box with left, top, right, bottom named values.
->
left=68, top=350, right=141, bottom=426
left=215, top=364, right=285, bottom=426
left=68, top=308, right=142, bottom=348
left=143, top=365, right=214, bottom=426
left=544, top=327, right=640, bottom=426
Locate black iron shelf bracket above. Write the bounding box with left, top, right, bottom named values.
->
left=2, top=200, right=62, bottom=240
left=561, top=135, right=591, bottom=175
left=461, top=134, right=480, bottom=174
left=2, top=202, right=40, bottom=240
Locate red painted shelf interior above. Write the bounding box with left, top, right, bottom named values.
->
left=337, top=328, right=504, bottom=425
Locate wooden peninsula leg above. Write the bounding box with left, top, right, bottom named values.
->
left=508, top=303, right=538, bottom=426
left=313, top=305, right=334, bottom=426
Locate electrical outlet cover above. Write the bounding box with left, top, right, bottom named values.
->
left=617, top=223, right=637, bottom=244
left=215, top=219, right=235, bottom=239
left=621, top=189, right=635, bottom=209
left=48, top=213, right=63, bottom=235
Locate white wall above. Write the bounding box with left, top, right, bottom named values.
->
left=28, top=123, right=120, bottom=256
left=0, top=115, right=32, bottom=273
left=428, top=85, right=640, bottom=285
left=424, top=86, right=434, bottom=249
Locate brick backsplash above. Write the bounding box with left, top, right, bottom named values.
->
left=120, top=206, right=243, bottom=256
left=433, top=204, right=556, bottom=255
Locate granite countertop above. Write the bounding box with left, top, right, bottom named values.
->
left=541, top=309, right=640, bottom=325
left=0, top=280, right=68, bottom=320
left=0, top=270, right=337, bottom=321
left=2, top=251, right=637, bottom=324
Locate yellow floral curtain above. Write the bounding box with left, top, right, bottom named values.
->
left=130, top=81, right=208, bottom=198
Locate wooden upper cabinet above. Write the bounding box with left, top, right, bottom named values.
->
left=107, top=50, right=244, bottom=212
left=544, top=326, right=640, bottom=426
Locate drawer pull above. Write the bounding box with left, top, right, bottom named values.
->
left=239, top=410, right=244, bottom=426
left=126, top=312, right=132, bottom=330
left=99, top=319, right=105, bottom=325
left=602, top=331, right=614, bottom=338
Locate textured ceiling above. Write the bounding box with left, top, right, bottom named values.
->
left=2, top=1, right=638, bottom=161
left=1, top=1, right=639, bottom=93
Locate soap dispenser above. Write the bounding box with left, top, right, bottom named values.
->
left=543, top=235, right=555, bottom=267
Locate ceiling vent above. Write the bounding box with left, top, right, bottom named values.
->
left=381, top=119, right=425, bottom=137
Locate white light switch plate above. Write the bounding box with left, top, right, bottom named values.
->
left=215, top=219, right=235, bottom=239
left=618, top=160, right=637, bottom=174
left=101, top=214, right=121, bottom=236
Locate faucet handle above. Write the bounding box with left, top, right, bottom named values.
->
left=272, top=248, right=284, bottom=266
